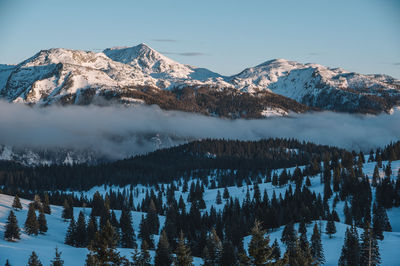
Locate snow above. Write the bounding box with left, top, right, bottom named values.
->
left=1, top=159, right=399, bottom=265
left=3, top=44, right=398, bottom=108
left=261, top=107, right=288, bottom=117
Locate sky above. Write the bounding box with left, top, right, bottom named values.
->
left=0, top=0, right=399, bottom=78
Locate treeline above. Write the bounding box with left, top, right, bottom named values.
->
left=0, top=138, right=344, bottom=192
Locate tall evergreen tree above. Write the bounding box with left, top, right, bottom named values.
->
left=50, top=247, right=64, bottom=266
left=372, top=203, right=392, bottom=240
left=146, top=200, right=160, bottom=235
left=38, top=209, right=48, bottom=234
left=25, top=204, right=39, bottom=235
left=12, top=195, right=22, bottom=210
left=281, top=222, right=296, bottom=252
left=27, top=251, right=42, bottom=266
left=75, top=211, right=87, bottom=247
left=155, top=230, right=172, bottom=266
left=326, top=215, right=337, bottom=238
left=4, top=210, right=20, bottom=241
left=61, top=200, right=73, bottom=220
left=310, top=223, right=324, bottom=264
left=43, top=193, right=51, bottom=214
left=203, top=228, right=222, bottom=265
left=175, top=231, right=193, bottom=266
left=360, top=223, right=381, bottom=266
left=239, top=220, right=275, bottom=265
left=338, top=225, right=360, bottom=266
left=119, top=207, right=136, bottom=248
left=64, top=217, right=76, bottom=246
left=86, top=221, right=123, bottom=265
left=271, top=239, right=281, bottom=261
left=220, top=240, right=237, bottom=266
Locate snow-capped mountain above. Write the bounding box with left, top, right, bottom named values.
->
left=0, top=44, right=399, bottom=114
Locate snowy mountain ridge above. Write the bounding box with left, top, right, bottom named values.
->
left=0, top=43, right=399, bottom=113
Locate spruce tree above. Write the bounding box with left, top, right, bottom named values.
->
left=203, top=228, right=222, bottom=265
left=25, top=204, right=39, bottom=235
left=27, top=251, right=42, bottom=266
left=281, top=222, right=296, bottom=251
left=310, top=223, right=324, bottom=264
left=61, top=200, right=73, bottom=220
left=4, top=210, right=20, bottom=241
left=64, top=217, right=76, bottom=246
left=86, top=221, right=123, bottom=265
left=38, top=209, right=48, bottom=234
left=146, top=200, right=159, bottom=235
left=50, top=247, right=64, bottom=266
left=271, top=239, right=281, bottom=260
left=119, top=207, right=136, bottom=248
left=338, top=225, right=360, bottom=266
left=75, top=211, right=87, bottom=247
left=220, top=240, right=237, bottom=266
left=326, top=216, right=336, bottom=238
left=240, top=220, right=275, bottom=265
left=372, top=202, right=392, bottom=240
left=155, top=230, right=172, bottom=266
left=43, top=193, right=51, bottom=214
left=5, top=259, right=11, bottom=266
left=12, top=195, right=22, bottom=210
left=132, top=240, right=151, bottom=266
left=360, top=223, right=381, bottom=266
left=175, top=231, right=193, bottom=266
left=216, top=190, right=222, bottom=205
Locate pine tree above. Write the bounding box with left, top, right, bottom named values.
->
left=75, top=211, right=87, bottom=247
left=61, top=199, right=73, bottom=220
left=4, top=210, right=20, bottom=241
left=372, top=165, right=380, bottom=187
left=222, top=187, right=230, bottom=200
left=220, top=240, right=237, bottom=266
left=38, top=209, right=48, bottom=234
left=338, top=225, right=360, bottom=266
left=175, top=231, right=193, bottom=266
left=25, top=204, right=39, bottom=235
left=310, top=223, right=324, bottom=264
left=86, top=221, right=123, bottom=265
left=360, top=223, right=381, bottom=266
left=87, top=213, right=98, bottom=244
left=119, top=207, right=136, bottom=248
left=326, top=215, right=337, bottom=238
left=271, top=239, right=281, bottom=260
left=298, top=220, right=308, bottom=252
left=43, top=193, right=51, bottom=214
left=32, top=195, right=42, bottom=210
left=203, top=228, right=222, bottom=265
left=216, top=190, right=222, bottom=205
left=12, top=195, right=22, bottom=210
left=281, top=222, right=296, bottom=252
left=27, top=251, right=43, bottom=266
left=132, top=240, right=151, bottom=266
left=372, top=203, right=392, bottom=240
left=64, top=217, right=76, bottom=246
left=146, top=200, right=159, bottom=235
left=286, top=239, right=313, bottom=266
left=5, top=259, right=11, bottom=266
left=240, top=220, right=275, bottom=265
left=50, top=247, right=64, bottom=266
left=155, top=230, right=172, bottom=266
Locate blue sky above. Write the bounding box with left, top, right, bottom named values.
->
left=0, top=0, right=399, bottom=78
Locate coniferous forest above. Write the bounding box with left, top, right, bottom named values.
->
left=0, top=138, right=400, bottom=265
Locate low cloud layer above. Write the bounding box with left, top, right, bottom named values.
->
left=0, top=101, right=399, bottom=160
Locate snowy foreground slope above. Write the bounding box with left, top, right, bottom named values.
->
left=0, top=159, right=400, bottom=265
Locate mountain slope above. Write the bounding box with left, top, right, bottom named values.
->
left=1, top=44, right=399, bottom=114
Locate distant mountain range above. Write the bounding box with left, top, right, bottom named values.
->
left=0, top=43, right=399, bottom=117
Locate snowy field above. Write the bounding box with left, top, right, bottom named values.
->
left=0, top=159, right=399, bottom=265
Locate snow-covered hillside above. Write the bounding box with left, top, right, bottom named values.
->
left=1, top=159, right=399, bottom=265
left=0, top=44, right=398, bottom=113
